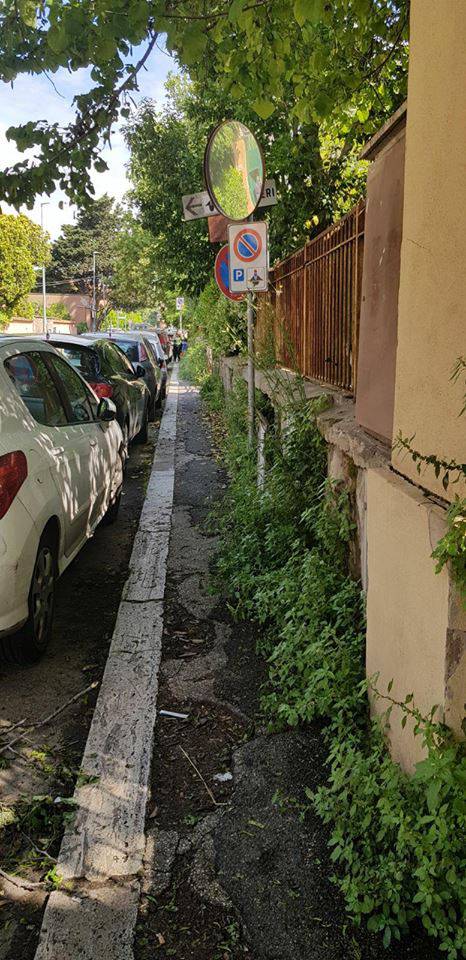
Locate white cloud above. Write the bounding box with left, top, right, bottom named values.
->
left=0, top=42, right=176, bottom=238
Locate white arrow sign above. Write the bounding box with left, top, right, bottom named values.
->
left=258, top=179, right=277, bottom=208
left=182, top=190, right=217, bottom=222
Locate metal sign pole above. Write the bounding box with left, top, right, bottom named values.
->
left=247, top=290, right=255, bottom=449
left=40, top=202, right=49, bottom=335
left=92, top=251, right=97, bottom=332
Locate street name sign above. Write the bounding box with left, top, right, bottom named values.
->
left=214, top=245, right=245, bottom=302
left=182, top=190, right=217, bottom=222
left=228, top=222, right=268, bottom=293
left=258, top=179, right=277, bottom=208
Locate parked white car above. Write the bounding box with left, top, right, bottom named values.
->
left=0, top=338, right=124, bottom=664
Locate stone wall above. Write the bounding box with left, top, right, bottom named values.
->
left=219, top=356, right=465, bottom=772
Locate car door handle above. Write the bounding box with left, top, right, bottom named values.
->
left=50, top=447, right=65, bottom=459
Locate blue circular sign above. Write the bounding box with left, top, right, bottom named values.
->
left=214, top=245, right=245, bottom=301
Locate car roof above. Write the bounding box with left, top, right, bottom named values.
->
left=82, top=331, right=135, bottom=339
left=34, top=333, right=98, bottom=349
left=0, top=336, right=59, bottom=352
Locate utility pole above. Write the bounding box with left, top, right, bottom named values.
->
left=40, top=203, right=49, bottom=335
left=92, top=251, right=97, bottom=331
left=247, top=289, right=255, bottom=448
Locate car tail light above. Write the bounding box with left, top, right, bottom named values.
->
left=89, top=381, right=113, bottom=399
left=0, top=451, right=28, bottom=519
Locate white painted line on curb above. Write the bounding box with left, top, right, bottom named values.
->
left=34, top=369, right=180, bottom=960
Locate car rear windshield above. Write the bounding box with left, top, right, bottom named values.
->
left=93, top=340, right=135, bottom=377
left=114, top=339, right=142, bottom=364
left=55, top=344, right=100, bottom=381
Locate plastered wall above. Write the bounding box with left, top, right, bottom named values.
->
left=366, top=468, right=461, bottom=770
left=392, top=0, right=466, bottom=501
left=356, top=123, right=405, bottom=443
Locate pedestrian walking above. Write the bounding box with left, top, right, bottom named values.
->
left=173, top=332, right=182, bottom=362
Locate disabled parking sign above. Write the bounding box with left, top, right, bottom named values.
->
left=228, top=222, right=268, bottom=292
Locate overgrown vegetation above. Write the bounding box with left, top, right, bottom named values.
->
left=432, top=499, right=466, bottom=608
left=196, top=372, right=466, bottom=959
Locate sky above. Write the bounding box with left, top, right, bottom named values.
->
left=0, top=40, right=176, bottom=238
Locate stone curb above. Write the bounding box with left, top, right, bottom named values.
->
left=33, top=369, right=179, bottom=959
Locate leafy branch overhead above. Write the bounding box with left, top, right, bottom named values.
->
left=0, top=0, right=408, bottom=206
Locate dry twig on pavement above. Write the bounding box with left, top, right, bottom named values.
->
left=179, top=745, right=226, bottom=807
left=0, top=681, right=99, bottom=756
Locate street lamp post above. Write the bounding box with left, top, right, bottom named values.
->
left=40, top=203, right=49, bottom=335
left=92, top=251, right=97, bottom=331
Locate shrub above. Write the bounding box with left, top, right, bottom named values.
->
left=47, top=301, right=71, bottom=322
left=178, top=339, right=211, bottom=386
left=207, top=374, right=466, bottom=958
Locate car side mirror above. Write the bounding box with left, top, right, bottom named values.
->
left=134, top=363, right=145, bottom=379
left=157, top=357, right=165, bottom=369
left=97, top=397, right=117, bottom=421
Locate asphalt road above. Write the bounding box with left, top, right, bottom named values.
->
left=0, top=420, right=158, bottom=808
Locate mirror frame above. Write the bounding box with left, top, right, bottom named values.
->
left=203, top=120, right=265, bottom=222
left=97, top=397, right=117, bottom=422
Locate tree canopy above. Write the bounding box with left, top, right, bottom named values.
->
left=125, top=73, right=369, bottom=299
left=0, top=210, right=49, bottom=324
left=48, top=194, right=122, bottom=290
left=48, top=193, right=159, bottom=319
left=0, top=0, right=408, bottom=207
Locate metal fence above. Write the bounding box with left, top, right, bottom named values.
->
left=258, top=199, right=365, bottom=393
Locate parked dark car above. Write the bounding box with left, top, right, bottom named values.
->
left=40, top=335, right=150, bottom=453
left=36, top=334, right=112, bottom=397
left=122, top=330, right=168, bottom=401
left=84, top=336, right=151, bottom=450
left=84, top=331, right=164, bottom=416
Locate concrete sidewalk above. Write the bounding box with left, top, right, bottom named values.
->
left=33, top=370, right=179, bottom=960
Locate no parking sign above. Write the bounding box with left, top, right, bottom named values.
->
left=228, top=222, right=268, bottom=292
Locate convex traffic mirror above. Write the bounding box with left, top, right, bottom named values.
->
left=204, top=120, right=265, bottom=221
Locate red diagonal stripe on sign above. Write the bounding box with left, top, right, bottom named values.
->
left=239, top=234, right=256, bottom=256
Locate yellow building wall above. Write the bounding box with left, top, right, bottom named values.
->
left=366, top=468, right=451, bottom=771
left=392, top=0, right=466, bottom=501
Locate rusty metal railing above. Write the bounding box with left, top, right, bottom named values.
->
left=257, top=199, right=365, bottom=394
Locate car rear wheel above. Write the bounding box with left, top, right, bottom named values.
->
left=134, top=403, right=149, bottom=444
left=121, top=419, right=130, bottom=468
left=102, top=488, right=122, bottom=525
left=149, top=395, right=157, bottom=421
left=0, top=529, right=57, bottom=665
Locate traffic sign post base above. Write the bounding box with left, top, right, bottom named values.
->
left=247, top=290, right=255, bottom=449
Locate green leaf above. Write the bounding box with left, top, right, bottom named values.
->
left=314, top=91, right=332, bottom=118
left=228, top=0, right=245, bottom=23
left=47, top=25, right=68, bottom=54
left=181, top=27, right=207, bottom=65
left=426, top=779, right=441, bottom=813
left=294, top=0, right=324, bottom=27
left=252, top=98, right=275, bottom=120
left=96, top=37, right=117, bottom=61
